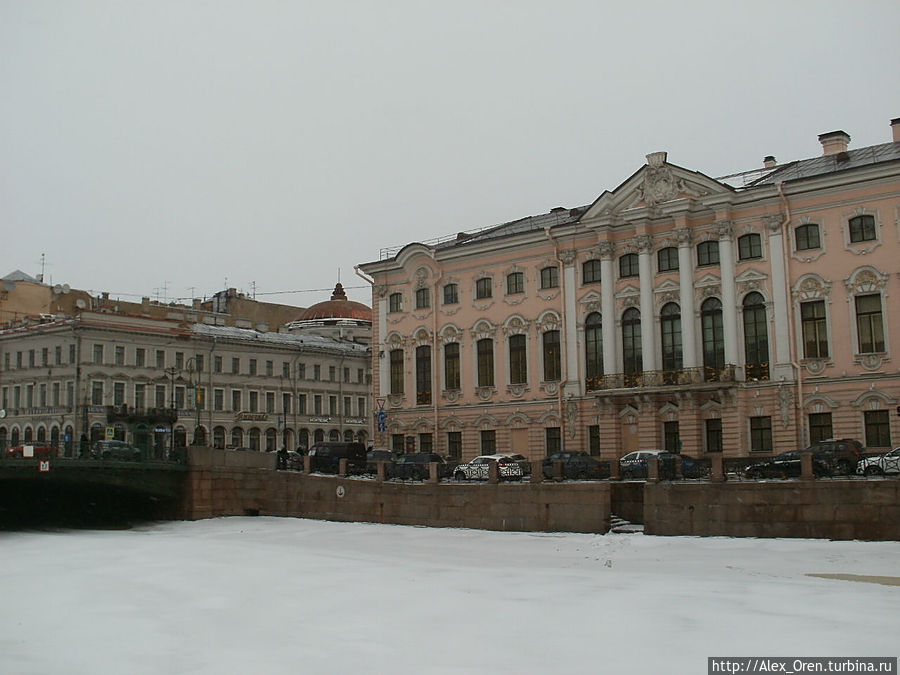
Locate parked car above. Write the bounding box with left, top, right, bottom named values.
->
left=802, top=439, right=865, bottom=475
left=619, top=449, right=664, bottom=479
left=286, top=451, right=305, bottom=471
left=743, top=450, right=831, bottom=479
left=542, top=452, right=609, bottom=480
left=856, top=447, right=900, bottom=476
left=5, top=444, right=55, bottom=459
left=92, top=440, right=143, bottom=461
left=387, top=453, right=450, bottom=480
left=366, top=449, right=398, bottom=474
left=453, top=455, right=523, bottom=481
left=505, top=453, right=532, bottom=476
left=307, top=442, right=367, bottom=474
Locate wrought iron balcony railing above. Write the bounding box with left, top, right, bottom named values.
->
left=586, top=365, right=737, bottom=392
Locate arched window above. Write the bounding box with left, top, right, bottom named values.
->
left=743, top=292, right=769, bottom=380
left=542, top=330, right=561, bottom=381
left=265, top=428, right=277, bottom=451
left=585, top=312, right=603, bottom=390
left=622, top=308, right=642, bottom=385
left=213, top=426, right=226, bottom=449
left=701, top=298, right=725, bottom=380
left=314, top=428, right=324, bottom=444
left=248, top=428, right=261, bottom=451
left=24, top=426, right=33, bottom=443
left=299, top=429, right=310, bottom=449
left=849, top=215, right=876, bottom=243
left=660, top=303, right=682, bottom=382
left=328, top=429, right=340, bottom=442
left=389, top=349, right=404, bottom=395
left=344, top=429, right=354, bottom=442
left=509, top=334, right=527, bottom=385
left=415, top=345, right=432, bottom=405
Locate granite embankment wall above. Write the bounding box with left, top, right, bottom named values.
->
left=180, top=449, right=900, bottom=540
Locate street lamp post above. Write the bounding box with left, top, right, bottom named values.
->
left=164, top=366, right=178, bottom=458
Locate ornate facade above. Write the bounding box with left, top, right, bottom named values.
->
left=359, top=119, right=900, bottom=461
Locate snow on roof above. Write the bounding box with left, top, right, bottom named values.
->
left=192, top=323, right=368, bottom=354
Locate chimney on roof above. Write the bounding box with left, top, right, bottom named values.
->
left=763, top=156, right=777, bottom=168
left=891, top=117, right=900, bottom=143
left=818, top=130, right=850, bottom=156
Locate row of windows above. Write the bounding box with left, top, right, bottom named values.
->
left=386, top=216, right=879, bottom=314
left=1, top=382, right=75, bottom=409
left=1, top=346, right=366, bottom=384
left=800, top=293, right=885, bottom=358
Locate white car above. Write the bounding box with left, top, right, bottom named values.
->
left=619, top=449, right=665, bottom=479
left=453, top=454, right=524, bottom=481
left=856, top=447, right=900, bottom=476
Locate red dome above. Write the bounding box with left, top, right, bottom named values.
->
left=299, top=283, right=372, bottom=322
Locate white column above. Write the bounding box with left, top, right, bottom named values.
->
left=675, top=227, right=698, bottom=369
left=766, top=215, right=794, bottom=380
left=716, top=221, right=739, bottom=368
left=599, top=242, right=617, bottom=375
left=561, top=250, right=580, bottom=396
left=636, top=234, right=657, bottom=372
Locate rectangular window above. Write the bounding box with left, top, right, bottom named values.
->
left=175, top=352, right=184, bottom=369
left=737, top=234, right=762, bottom=260
left=657, top=247, right=679, bottom=272
left=480, top=430, right=496, bottom=454
left=214, top=356, right=223, bottom=373
left=329, top=396, right=337, bottom=416
left=25, top=384, right=33, bottom=408
left=249, top=359, right=257, bottom=376
left=705, top=419, right=723, bottom=453
left=583, top=259, right=601, bottom=284
left=52, top=382, right=60, bottom=406
left=343, top=396, right=351, bottom=416
left=357, top=397, right=365, bottom=417
left=115, top=345, right=125, bottom=366
left=795, top=224, right=820, bottom=251
left=391, top=434, right=405, bottom=453
left=93, top=344, right=103, bottom=364
left=55, top=345, right=62, bottom=365
left=134, top=384, right=145, bottom=409
left=298, top=394, right=307, bottom=415
left=283, top=362, right=291, bottom=378
left=298, top=363, right=306, bottom=379
left=266, top=392, right=275, bottom=413
left=196, top=387, right=206, bottom=410
left=357, top=368, right=364, bottom=383
left=69, top=344, right=76, bottom=363
left=175, top=386, right=185, bottom=409
left=41, top=347, right=48, bottom=366
left=135, top=348, right=145, bottom=367
left=808, top=412, right=833, bottom=444
left=231, top=357, right=240, bottom=374
left=232, top=390, right=241, bottom=412
left=664, top=421, right=680, bottom=453
left=155, top=385, right=166, bottom=408
left=542, top=331, right=561, bottom=381
left=314, top=364, right=321, bottom=380
left=801, top=301, right=829, bottom=359
left=444, top=343, right=460, bottom=390
left=619, top=254, right=639, bottom=278
left=849, top=215, right=876, bottom=243
left=477, top=339, right=494, bottom=388
left=419, top=433, right=433, bottom=453
left=214, top=389, right=224, bottom=411
left=266, top=360, right=273, bottom=376
left=282, top=393, right=291, bottom=414
left=91, top=381, right=103, bottom=405
left=249, top=391, right=258, bottom=412
left=39, top=383, right=47, bottom=407
left=475, top=278, right=492, bottom=299
left=194, top=355, right=203, bottom=372
left=588, top=425, right=600, bottom=456
left=697, top=241, right=720, bottom=267
left=447, top=432, right=462, bottom=459
left=855, top=294, right=884, bottom=353
left=28, top=349, right=35, bottom=367
left=314, top=395, right=322, bottom=415
left=329, top=366, right=336, bottom=381
left=749, top=416, right=772, bottom=452
left=540, top=266, right=559, bottom=289
left=156, top=350, right=165, bottom=368
left=864, top=410, right=891, bottom=448
left=506, top=272, right=524, bottom=295
left=66, top=382, right=74, bottom=407
left=416, top=345, right=432, bottom=405
left=343, top=367, right=350, bottom=383
left=545, top=427, right=561, bottom=456
left=509, top=334, right=527, bottom=385
left=415, top=287, right=430, bottom=309
left=389, top=293, right=402, bottom=312
left=443, top=283, right=459, bottom=305
left=113, top=382, right=125, bottom=405
left=390, top=350, right=404, bottom=395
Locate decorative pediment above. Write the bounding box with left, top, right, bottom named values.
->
left=579, top=290, right=602, bottom=313
left=579, top=153, right=733, bottom=221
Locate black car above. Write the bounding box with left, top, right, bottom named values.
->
left=542, top=452, right=609, bottom=480
left=744, top=450, right=831, bottom=479
left=366, top=449, right=398, bottom=474
left=802, top=439, right=865, bottom=475
left=388, top=453, right=450, bottom=480
left=307, top=442, right=367, bottom=474
left=92, top=440, right=143, bottom=461
left=619, top=451, right=707, bottom=479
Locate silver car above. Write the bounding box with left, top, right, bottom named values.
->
left=453, top=454, right=523, bottom=481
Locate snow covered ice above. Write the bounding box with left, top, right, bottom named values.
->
left=2, top=518, right=898, bottom=674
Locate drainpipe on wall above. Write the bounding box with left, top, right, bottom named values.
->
left=776, top=181, right=804, bottom=447
left=354, top=265, right=376, bottom=445
left=544, top=227, right=568, bottom=451
left=428, top=250, right=444, bottom=453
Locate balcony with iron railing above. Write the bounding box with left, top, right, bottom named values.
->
left=586, top=365, right=738, bottom=392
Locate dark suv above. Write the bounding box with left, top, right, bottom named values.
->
left=542, top=452, right=609, bottom=480
left=388, top=453, right=454, bottom=480
left=803, top=439, right=865, bottom=475
left=307, top=442, right=367, bottom=474
left=92, top=440, right=143, bottom=461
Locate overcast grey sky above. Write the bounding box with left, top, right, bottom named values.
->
left=3, top=1, right=899, bottom=307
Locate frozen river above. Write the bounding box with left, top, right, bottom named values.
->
left=2, top=518, right=898, bottom=674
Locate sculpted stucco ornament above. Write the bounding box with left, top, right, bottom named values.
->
left=635, top=234, right=653, bottom=254
left=597, top=241, right=616, bottom=259
left=715, top=220, right=735, bottom=241
left=638, top=152, right=686, bottom=207
left=559, top=249, right=577, bottom=266
left=764, top=214, right=784, bottom=234
left=567, top=401, right=578, bottom=439
left=674, top=227, right=693, bottom=246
